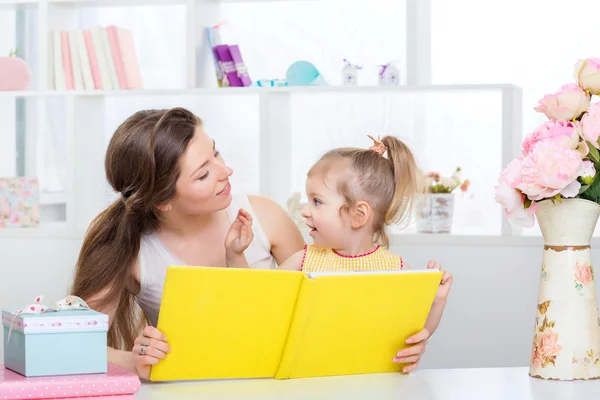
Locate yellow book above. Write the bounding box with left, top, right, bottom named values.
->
left=149, top=266, right=442, bottom=381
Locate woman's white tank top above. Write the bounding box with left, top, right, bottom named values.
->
left=135, top=194, right=277, bottom=326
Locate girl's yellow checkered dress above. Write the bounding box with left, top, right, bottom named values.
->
left=301, top=244, right=403, bottom=272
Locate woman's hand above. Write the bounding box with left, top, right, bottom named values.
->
left=225, top=208, right=254, bottom=255
left=132, top=326, right=171, bottom=380
left=427, top=259, right=453, bottom=304
left=393, top=328, right=430, bottom=373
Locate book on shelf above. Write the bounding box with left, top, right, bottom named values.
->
left=206, top=25, right=252, bottom=87
left=50, top=26, right=142, bottom=91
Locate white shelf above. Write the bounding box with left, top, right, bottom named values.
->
left=0, top=222, right=77, bottom=239
left=0, top=0, right=308, bottom=8
left=0, top=0, right=525, bottom=241
left=40, top=191, right=66, bottom=205
left=0, top=84, right=521, bottom=99
left=0, top=227, right=569, bottom=247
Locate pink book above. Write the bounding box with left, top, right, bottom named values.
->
left=61, top=31, right=74, bottom=90
left=0, top=364, right=141, bottom=400
left=57, top=397, right=134, bottom=400
left=106, top=25, right=128, bottom=89
left=115, top=27, right=142, bottom=89
left=84, top=30, right=103, bottom=90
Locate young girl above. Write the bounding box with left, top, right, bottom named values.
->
left=227, top=135, right=453, bottom=371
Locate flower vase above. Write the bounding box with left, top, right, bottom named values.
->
left=415, top=193, right=455, bottom=233
left=530, top=198, right=600, bottom=380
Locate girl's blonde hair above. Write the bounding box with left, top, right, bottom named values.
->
left=308, top=136, right=423, bottom=247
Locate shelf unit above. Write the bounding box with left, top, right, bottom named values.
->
left=0, top=0, right=526, bottom=239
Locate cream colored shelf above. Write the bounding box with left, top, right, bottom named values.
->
left=0, top=84, right=521, bottom=98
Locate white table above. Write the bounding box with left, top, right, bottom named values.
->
left=137, top=367, right=600, bottom=399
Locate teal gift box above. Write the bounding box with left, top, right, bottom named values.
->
left=1, top=296, right=108, bottom=377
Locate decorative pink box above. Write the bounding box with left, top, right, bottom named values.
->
left=0, top=363, right=141, bottom=400
left=0, top=177, right=40, bottom=228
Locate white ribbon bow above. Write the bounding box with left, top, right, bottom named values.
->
left=6, top=295, right=90, bottom=343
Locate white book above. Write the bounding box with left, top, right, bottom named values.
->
left=99, top=27, right=120, bottom=90
left=75, top=30, right=94, bottom=91
left=52, top=30, right=66, bottom=91
left=68, top=31, right=84, bottom=90
left=90, top=26, right=113, bottom=90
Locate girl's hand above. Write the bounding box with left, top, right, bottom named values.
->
left=132, top=326, right=171, bottom=380
left=225, top=209, right=254, bottom=255
left=393, top=328, right=430, bottom=373
left=427, top=259, right=453, bottom=303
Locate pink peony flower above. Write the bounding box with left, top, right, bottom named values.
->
left=581, top=160, right=596, bottom=185
left=503, top=157, right=523, bottom=189
left=575, top=58, right=600, bottom=95
left=518, top=139, right=584, bottom=201
left=494, top=161, right=536, bottom=228
left=574, top=262, right=593, bottom=286
left=522, top=120, right=581, bottom=157
left=537, top=330, right=563, bottom=359
left=534, top=83, right=590, bottom=121
left=580, top=101, right=600, bottom=149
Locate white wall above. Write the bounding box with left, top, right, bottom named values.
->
left=3, top=235, right=596, bottom=370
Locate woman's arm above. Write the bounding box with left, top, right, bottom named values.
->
left=85, top=284, right=137, bottom=373
left=249, top=195, right=306, bottom=265
left=86, top=266, right=170, bottom=380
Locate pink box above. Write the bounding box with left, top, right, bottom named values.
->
left=0, top=364, right=141, bottom=399
left=0, top=177, right=40, bottom=228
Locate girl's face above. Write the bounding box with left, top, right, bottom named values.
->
left=301, top=168, right=352, bottom=249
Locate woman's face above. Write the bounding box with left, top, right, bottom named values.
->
left=171, top=126, right=233, bottom=215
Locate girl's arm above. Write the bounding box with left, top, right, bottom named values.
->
left=277, top=249, right=305, bottom=271
left=393, top=260, right=452, bottom=372
left=403, top=260, right=452, bottom=336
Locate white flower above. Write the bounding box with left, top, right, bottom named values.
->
left=441, top=177, right=457, bottom=189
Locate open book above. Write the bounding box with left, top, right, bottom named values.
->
left=149, top=266, right=442, bottom=381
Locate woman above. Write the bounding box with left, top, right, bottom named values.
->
left=71, top=107, right=437, bottom=380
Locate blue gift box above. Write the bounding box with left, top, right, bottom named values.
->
left=2, top=308, right=108, bottom=377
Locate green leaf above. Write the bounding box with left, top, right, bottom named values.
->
left=588, top=143, right=600, bottom=163
left=579, top=184, right=591, bottom=195
left=554, top=194, right=563, bottom=203
left=581, top=172, right=600, bottom=203
left=524, top=197, right=532, bottom=209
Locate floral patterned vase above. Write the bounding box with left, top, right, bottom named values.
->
left=416, top=193, right=455, bottom=233
left=530, top=198, right=600, bottom=380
